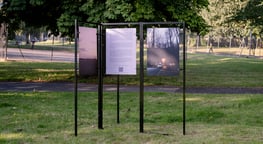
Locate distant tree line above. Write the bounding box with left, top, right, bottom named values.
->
left=199, top=0, right=263, bottom=50
left=0, top=0, right=209, bottom=40
left=0, top=0, right=263, bottom=47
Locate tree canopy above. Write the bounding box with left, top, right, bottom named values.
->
left=1, top=0, right=210, bottom=38
left=200, top=0, right=263, bottom=38
left=3, top=0, right=263, bottom=39
left=1, top=0, right=63, bottom=36
left=79, top=0, right=210, bottom=35
left=231, top=0, right=263, bottom=35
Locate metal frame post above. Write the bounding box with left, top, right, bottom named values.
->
left=117, top=75, right=120, bottom=123
left=74, top=19, right=78, bottom=136
left=98, top=24, right=104, bottom=129
left=182, top=22, right=186, bottom=135
left=139, top=22, right=144, bottom=133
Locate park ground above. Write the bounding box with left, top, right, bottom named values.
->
left=0, top=46, right=263, bottom=143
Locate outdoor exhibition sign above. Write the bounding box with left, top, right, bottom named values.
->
left=78, top=27, right=97, bottom=76
left=106, top=28, right=137, bottom=75
left=75, top=21, right=186, bottom=136
left=147, top=28, right=180, bottom=76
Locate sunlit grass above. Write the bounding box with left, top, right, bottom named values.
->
left=1, top=53, right=263, bottom=87
left=0, top=133, right=24, bottom=140
left=185, top=53, right=263, bottom=87
left=0, top=62, right=74, bottom=82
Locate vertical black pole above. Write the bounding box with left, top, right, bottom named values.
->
left=98, top=25, right=103, bottom=129
left=74, top=19, right=78, bottom=136
left=139, top=23, right=144, bottom=133
left=183, top=22, right=186, bottom=135
left=117, top=75, right=120, bottom=123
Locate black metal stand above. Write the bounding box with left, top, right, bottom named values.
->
left=117, top=75, right=120, bottom=123
left=139, top=22, right=144, bottom=133
left=74, top=19, right=78, bottom=136
left=182, top=22, right=186, bottom=135
left=98, top=24, right=104, bottom=129
left=74, top=21, right=186, bottom=135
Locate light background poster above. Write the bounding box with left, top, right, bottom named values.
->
left=147, top=28, right=180, bottom=76
left=106, top=28, right=137, bottom=75
left=79, top=27, right=97, bottom=76
left=79, top=27, right=97, bottom=59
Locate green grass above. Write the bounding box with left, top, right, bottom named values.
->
left=0, top=92, right=262, bottom=143
left=186, top=54, right=263, bottom=87
left=1, top=53, right=263, bottom=87
left=0, top=62, right=74, bottom=82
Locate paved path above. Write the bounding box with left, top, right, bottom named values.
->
left=0, top=82, right=179, bottom=93
left=1, top=82, right=263, bottom=94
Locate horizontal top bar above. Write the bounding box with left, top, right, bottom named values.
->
left=78, top=21, right=100, bottom=25
left=101, top=22, right=139, bottom=26
left=101, top=21, right=184, bottom=26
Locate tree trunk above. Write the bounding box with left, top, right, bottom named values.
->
left=229, top=36, right=232, bottom=48
left=0, top=23, right=8, bottom=61
left=217, top=36, right=220, bottom=48
left=197, top=34, right=200, bottom=49
left=26, top=32, right=30, bottom=44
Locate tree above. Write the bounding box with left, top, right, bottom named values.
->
left=232, top=0, right=263, bottom=33
left=2, top=0, right=210, bottom=38
left=201, top=0, right=250, bottom=37
left=0, top=0, right=10, bottom=60
left=3, top=0, right=63, bottom=36
left=80, top=0, right=210, bottom=34
left=229, top=0, right=263, bottom=55
left=199, top=0, right=255, bottom=48
left=57, top=0, right=86, bottom=39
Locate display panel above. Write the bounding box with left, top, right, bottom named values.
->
left=147, top=28, right=180, bottom=76
left=79, top=27, right=97, bottom=59
left=106, top=28, right=137, bottom=75
left=79, top=27, right=97, bottom=76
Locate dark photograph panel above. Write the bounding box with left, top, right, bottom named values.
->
left=147, top=28, right=180, bottom=76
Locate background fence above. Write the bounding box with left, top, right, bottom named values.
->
left=186, top=32, right=263, bottom=57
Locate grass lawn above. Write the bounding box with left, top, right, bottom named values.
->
left=0, top=52, right=262, bottom=143
left=1, top=53, right=263, bottom=87
left=0, top=62, right=74, bottom=82
left=185, top=53, right=263, bottom=87
left=0, top=92, right=262, bottom=143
